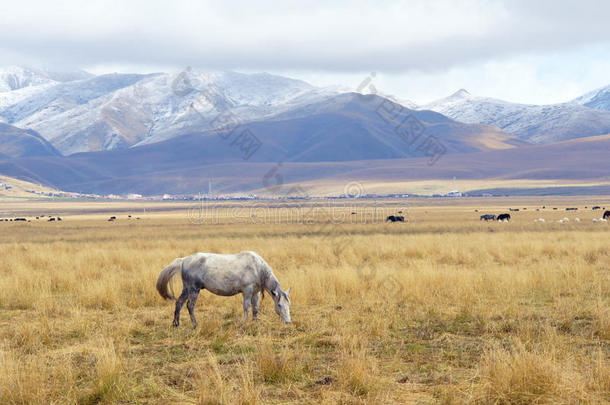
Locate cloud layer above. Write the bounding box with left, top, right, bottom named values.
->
left=1, top=0, right=609, bottom=103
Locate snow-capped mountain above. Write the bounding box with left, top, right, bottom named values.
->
left=0, top=68, right=338, bottom=155
left=572, top=85, right=610, bottom=111
left=422, top=89, right=610, bottom=144
left=0, top=65, right=91, bottom=92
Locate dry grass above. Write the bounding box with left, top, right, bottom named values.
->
left=0, top=198, right=608, bottom=404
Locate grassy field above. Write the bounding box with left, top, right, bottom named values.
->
left=0, top=198, right=608, bottom=404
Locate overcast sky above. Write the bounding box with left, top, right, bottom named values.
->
left=1, top=0, right=609, bottom=104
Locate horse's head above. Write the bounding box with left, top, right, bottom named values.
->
left=271, top=287, right=291, bottom=323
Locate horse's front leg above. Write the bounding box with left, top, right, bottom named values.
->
left=242, top=288, right=253, bottom=322
left=251, top=292, right=260, bottom=321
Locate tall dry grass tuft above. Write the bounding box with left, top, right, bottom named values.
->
left=236, top=363, right=262, bottom=405
left=337, top=336, right=382, bottom=398
left=80, top=338, right=127, bottom=404
left=464, top=340, right=593, bottom=404
left=0, top=350, right=77, bottom=404
left=0, top=351, right=45, bottom=404
left=197, top=352, right=231, bottom=405
left=255, top=342, right=303, bottom=384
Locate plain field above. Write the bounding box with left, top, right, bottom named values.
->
left=0, top=198, right=608, bottom=404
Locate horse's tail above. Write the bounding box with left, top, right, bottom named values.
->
left=156, top=258, right=183, bottom=300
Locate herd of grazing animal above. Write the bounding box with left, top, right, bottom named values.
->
left=480, top=213, right=511, bottom=221
left=0, top=216, right=61, bottom=222
left=478, top=206, right=610, bottom=224
left=1, top=213, right=142, bottom=223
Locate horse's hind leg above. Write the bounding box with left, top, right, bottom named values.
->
left=173, top=288, right=188, bottom=327
left=186, top=289, right=200, bottom=328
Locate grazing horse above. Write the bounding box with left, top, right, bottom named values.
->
left=497, top=213, right=511, bottom=222
left=156, top=251, right=291, bottom=327
left=480, top=214, right=496, bottom=221
left=386, top=215, right=405, bottom=222
left=604, top=210, right=610, bottom=220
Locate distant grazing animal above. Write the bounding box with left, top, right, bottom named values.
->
left=57, top=217, right=62, bottom=221
left=48, top=217, right=55, bottom=222
left=553, top=208, right=558, bottom=210
left=157, top=251, right=291, bottom=327
left=592, top=206, right=601, bottom=210
left=386, top=215, right=405, bottom=222
left=14, top=218, right=27, bottom=221
left=566, top=208, right=578, bottom=211
left=604, top=211, right=610, bottom=220
left=480, top=214, right=496, bottom=221
left=108, top=216, right=116, bottom=221
left=497, top=213, right=511, bottom=222
left=574, top=218, right=580, bottom=222
left=509, top=208, right=519, bottom=212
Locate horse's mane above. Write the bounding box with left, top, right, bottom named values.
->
left=258, top=258, right=278, bottom=301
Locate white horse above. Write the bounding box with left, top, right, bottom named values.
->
left=156, top=251, right=291, bottom=327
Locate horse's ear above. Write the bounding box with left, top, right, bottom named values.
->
left=286, top=287, right=291, bottom=295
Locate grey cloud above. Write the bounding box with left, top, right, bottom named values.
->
left=0, top=0, right=608, bottom=74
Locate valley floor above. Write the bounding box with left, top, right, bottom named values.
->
left=0, top=198, right=608, bottom=404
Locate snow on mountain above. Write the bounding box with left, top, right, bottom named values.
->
left=132, top=70, right=337, bottom=147
left=0, top=66, right=56, bottom=92
left=0, top=68, right=339, bottom=155
left=572, top=85, right=610, bottom=111
left=3, top=64, right=609, bottom=155
left=0, top=65, right=92, bottom=92
left=422, top=89, right=610, bottom=144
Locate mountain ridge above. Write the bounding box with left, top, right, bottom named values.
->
left=422, top=88, right=610, bottom=144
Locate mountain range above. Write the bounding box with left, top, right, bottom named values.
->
left=421, top=88, right=610, bottom=144
left=0, top=65, right=609, bottom=196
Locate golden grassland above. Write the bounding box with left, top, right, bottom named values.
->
left=0, top=198, right=608, bottom=404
